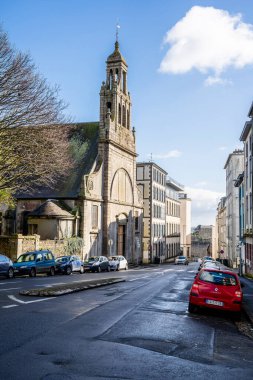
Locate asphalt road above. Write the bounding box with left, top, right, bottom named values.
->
left=0, top=263, right=253, bottom=380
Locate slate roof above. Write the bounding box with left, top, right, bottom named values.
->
left=16, top=122, right=99, bottom=199
left=28, top=200, right=74, bottom=218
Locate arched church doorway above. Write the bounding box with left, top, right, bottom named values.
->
left=116, top=214, right=128, bottom=257
left=117, top=224, right=126, bottom=256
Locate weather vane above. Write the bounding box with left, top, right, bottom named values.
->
left=116, top=21, right=120, bottom=42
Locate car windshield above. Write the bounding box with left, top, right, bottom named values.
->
left=89, top=257, right=99, bottom=262
left=178, top=256, right=186, bottom=259
left=199, top=270, right=237, bottom=286
left=109, top=256, right=117, bottom=261
left=56, top=257, right=68, bottom=263
left=17, top=254, right=36, bottom=263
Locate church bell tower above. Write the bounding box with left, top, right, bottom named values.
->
left=98, top=37, right=138, bottom=256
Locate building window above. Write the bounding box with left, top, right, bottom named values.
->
left=118, top=104, right=121, bottom=124
left=137, top=166, right=144, bottom=180
left=92, top=205, right=98, bottom=229
left=135, top=211, right=139, bottom=231
left=28, top=224, right=38, bottom=235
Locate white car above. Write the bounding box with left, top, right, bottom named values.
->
left=174, top=256, right=189, bottom=265
left=108, top=255, right=128, bottom=271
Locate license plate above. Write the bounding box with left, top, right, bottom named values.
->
left=206, top=299, right=223, bottom=306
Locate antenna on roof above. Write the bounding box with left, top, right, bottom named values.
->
left=150, top=153, right=153, bottom=162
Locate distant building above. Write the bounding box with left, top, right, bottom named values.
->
left=165, top=177, right=184, bottom=261
left=179, top=193, right=192, bottom=258
left=191, top=225, right=214, bottom=258
left=224, top=149, right=244, bottom=267
left=216, top=197, right=227, bottom=259
left=136, top=162, right=167, bottom=263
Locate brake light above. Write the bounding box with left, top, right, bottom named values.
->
left=235, top=291, right=242, bottom=298
left=192, top=284, right=199, bottom=290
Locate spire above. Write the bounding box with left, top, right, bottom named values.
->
left=116, top=22, right=120, bottom=43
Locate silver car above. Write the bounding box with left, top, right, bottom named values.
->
left=108, top=255, right=128, bottom=271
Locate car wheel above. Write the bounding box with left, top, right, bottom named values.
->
left=49, top=267, right=55, bottom=276
left=29, top=268, right=36, bottom=277
left=80, top=266, right=84, bottom=274
left=97, top=266, right=101, bottom=273
left=188, top=302, right=197, bottom=313
left=7, top=267, right=14, bottom=279
left=125, top=264, right=128, bottom=270
left=66, top=266, right=72, bottom=275
left=107, top=265, right=111, bottom=272
left=233, top=311, right=241, bottom=321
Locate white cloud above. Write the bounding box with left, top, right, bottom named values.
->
left=204, top=76, right=233, bottom=86
left=194, top=181, right=207, bottom=187
left=218, top=146, right=227, bottom=151
left=159, top=6, right=253, bottom=83
left=185, top=186, right=225, bottom=226
left=152, top=150, right=182, bottom=159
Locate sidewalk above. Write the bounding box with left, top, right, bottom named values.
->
left=240, top=275, right=253, bottom=325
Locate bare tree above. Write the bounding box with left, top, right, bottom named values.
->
left=0, top=27, right=73, bottom=202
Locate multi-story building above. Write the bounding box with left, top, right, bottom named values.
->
left=165, top=177, right=184, bottom=261
left=234, top=173, right=245, bottom=274
left=216, top=197, right=227, bottom=260
left=178, top=193, right=192, bottom=258
left=136, top=162, right=167, bottom=263
left=224, top=149, right=244, bottom=267
left=239, top=105, right=253, bottom=274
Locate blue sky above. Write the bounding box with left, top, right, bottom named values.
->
left=1, top=0, right=252, bottom=226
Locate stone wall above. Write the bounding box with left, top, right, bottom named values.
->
left=0, top=235, right=77, bottom=260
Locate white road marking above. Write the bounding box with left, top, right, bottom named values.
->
left=34, top=282, right=66, bottom=287
left=8, top=295, right=55, bottom=304
left=34, top=284, right=52, bottom=287
left=2, top=304, right=18, bottom=309
left=0, top=281, right=21, bottom=285
left=0, top=287, right=20, bottom=292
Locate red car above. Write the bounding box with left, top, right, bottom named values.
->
left=188, top=268, right=243, bottom=318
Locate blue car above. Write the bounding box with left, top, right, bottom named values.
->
left=13, top=250, right=56, bottom=277
left=55, top=255, right=84, bottom=275
left=0, top=254, right=14, bottom=279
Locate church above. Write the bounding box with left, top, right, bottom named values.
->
left=2, top=40, right=143, bottom=263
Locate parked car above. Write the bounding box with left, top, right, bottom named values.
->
left=175, top=256, right=189, bottom=265
left=0, top=254, right=14, bottom=279
left=55, top=255, right=84, bottom=275
left=83, top=256, right=110, bottom=273
left=188, top=267, right=243, bottom=318
left=13, top=250, right=56, bottom=277
left=108, top=255, right=128, bottom=271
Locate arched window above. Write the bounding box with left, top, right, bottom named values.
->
left=106, top=102, right=111, bottom=113
left=115, top=68, right=119, bottom=83
left=118, top=103, right=121, bottom=124
left=122, top=105, right=126, bottom=127
left=127, top=110, right=130, bottom=129
left=109, top=69, right=113, bottom=90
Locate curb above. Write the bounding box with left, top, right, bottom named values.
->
left=19, top=278, right=125, bottom=297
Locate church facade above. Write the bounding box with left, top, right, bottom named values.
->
left=1, top=41, right=143, bottom=263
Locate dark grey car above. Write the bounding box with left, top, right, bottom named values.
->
left=83, top=256, right=110, bottom=273
left=0, top=254, right=14, bottom=278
